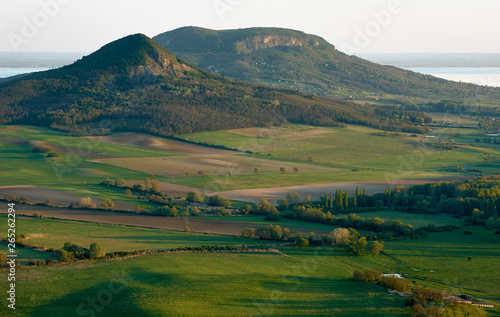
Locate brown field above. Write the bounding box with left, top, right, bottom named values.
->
left=86, top=133, right=237, bottom=155
left=0, top=186, right=136, bottom=211
left=95, top=155, right=338, bottom=177
left=216, top=178, right=471, bottom=204
left=6, top=205, right=332, bottom=236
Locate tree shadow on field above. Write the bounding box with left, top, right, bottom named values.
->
left=30, top=281, right=147, bottom=317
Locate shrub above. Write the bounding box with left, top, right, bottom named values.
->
left=205, top=194, right=231, bottom=207
left=17, top=196, right=30, bottom=204
left=77, top=197, right=96, bottom=209
left=101, top=198, right=114, bottom=210
left=186, top=191, right=203, bottom=203
left=32, top=144, right=53, bottom=153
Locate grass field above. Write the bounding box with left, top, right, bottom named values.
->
left=0, top=142, right=152, bottom=185
left=1, top=124, right=492, bottom=192
left=0, top=125, right=179, bottom=158
left=95, top=154, right=338, bottom=178
left=199, top=214, right=340, bottom=232
left=0, top=215, right=257, bottom=252
left=1, top=227, right=498, bottom=316
left=353, top=210, right=464, bottom=228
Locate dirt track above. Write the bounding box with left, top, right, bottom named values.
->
left=5, top=205, right=332, bottom=236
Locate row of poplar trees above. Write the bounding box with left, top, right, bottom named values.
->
left=324, top=186, right=367, bottom=210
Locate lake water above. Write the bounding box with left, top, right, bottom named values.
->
left=407, top=67, right=500, bottom=87
left=0, top=68, right=50, bottom=78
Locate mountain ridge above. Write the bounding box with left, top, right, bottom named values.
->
left=153, top=26, right=499, bottom=103
left=0, top=33, right=429, bottom=135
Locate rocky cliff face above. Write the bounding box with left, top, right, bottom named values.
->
left=234, top=35, right=321, bottom=53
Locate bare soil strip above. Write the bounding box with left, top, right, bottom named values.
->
left=4, top=205, right=332, bottom=236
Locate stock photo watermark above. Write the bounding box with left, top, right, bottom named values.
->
left=7, top=0, right=72, bottom=51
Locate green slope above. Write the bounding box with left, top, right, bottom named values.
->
left=153, top=26, right=500, bottom=104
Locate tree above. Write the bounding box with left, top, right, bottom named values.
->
left=144, top=177, right=151, bottom=191
left=276, top=198, right=289, bottom=211
left=186, top=191, right=203, bottom=203
left=102, top=177, right=112, bottom=186
left=115, top=178, right=127, bottom=187
left=89, top=242, right=106, bottom=259
left=306, top=194, right=312, bottom=203
left=254, top=167, right=260, bottom=174
left=198, top=170, right=206, bottom=177
left=293, top=167, right=299, bottom=173
left=293, top=237, right=309, bottom=248
left=206, top=194, right=231, bottom=207
left=347, top=236, right=367, bottom=255
left=0, top=253, right=7, bottom=267
left=239, top=205, right=251, bottom=215
left=241, top=228, right=256, bottom=238
left=151, top=179, right=161, bottom=193
left=184, top=226, right=191, bottom=232
left=331, top=228, right=350, bottom=246
left=78, top=197, right=96, bottom=209
left=280, top=166, right=287, bottom=174
left=367, top=241, right=384, bottom=256
left=124, top=189, right=132, bottom=197
left=101, top=198, right=114, bottom=210
left=134, top=206, right=142, bottom=214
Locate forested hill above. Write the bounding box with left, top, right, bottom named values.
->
left=0, top=33, right=429, bottom=135
left=153, top=27, right=500, bottom=103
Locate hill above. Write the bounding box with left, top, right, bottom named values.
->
left=153, top=27, right=500, bottom=104
left=0, top=33, right=429, bottom=135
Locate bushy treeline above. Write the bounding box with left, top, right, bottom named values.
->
left=377, top=176, right=500, bottom=223
left=51, top=242, right=106, bottom=262
left=353, top=269, right=410, bottom=292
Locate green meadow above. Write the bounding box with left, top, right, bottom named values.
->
left=0, top=215, right=256, bottom=252
left=0, top=227, right=498, bottom=316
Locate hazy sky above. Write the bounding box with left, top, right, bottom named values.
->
left=1, top=0, right=499, bottom=54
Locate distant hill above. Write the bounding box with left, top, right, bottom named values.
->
left=153, top=27, right=499, bottom=104
left=0, top=33, right=430, bottom=135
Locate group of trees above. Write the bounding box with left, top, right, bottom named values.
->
left=323, top=187, right=368, bottom=210
left=186, top=192, right=231, bottom=207
left=102, top=176, right=163, bottom=196
left=353, top=269, right=410, bottom=292
left=56, top=242, right=106, bottom=262
left=69, top=197, right=114, bottom=211
left=329, top=228, right=384, bottom=256
left=241, top=224, right=302, bottom=242
left=374, top=176, right=500, bottom=226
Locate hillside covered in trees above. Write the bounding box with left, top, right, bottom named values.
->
left=0, top=34, right=431, bottom=135
left=153, top=27, right=500, bottom=104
